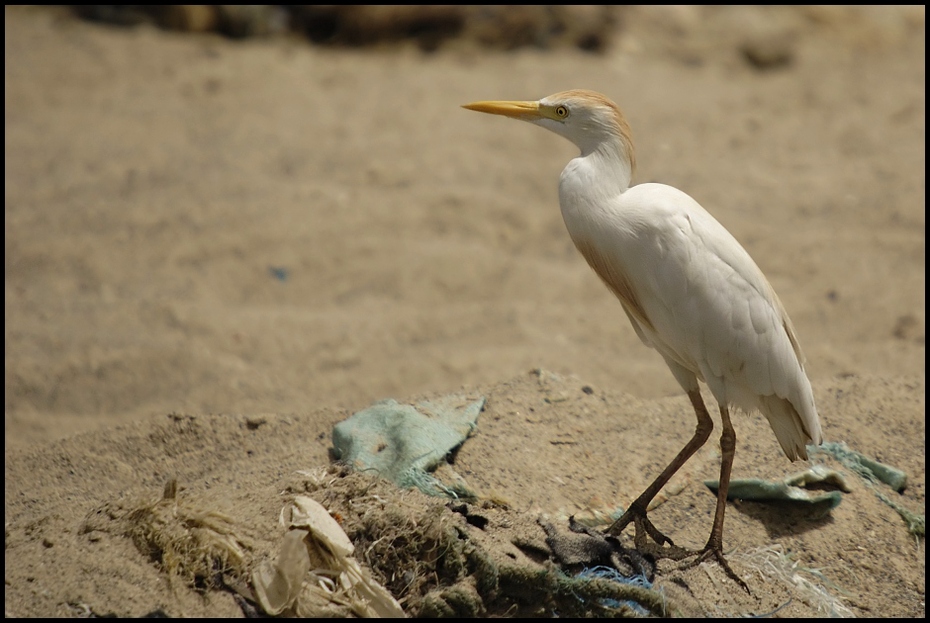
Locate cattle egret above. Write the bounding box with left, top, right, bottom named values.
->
left=463, top=90, right=822, bottom=590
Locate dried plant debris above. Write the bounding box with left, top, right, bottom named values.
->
left=290, top=468, right=672, bottom=617
left=735, top=545, right=854, bottom=617
left=81, top=478, right=253, bottom=590
left=83, top=470, right=674, bottom=616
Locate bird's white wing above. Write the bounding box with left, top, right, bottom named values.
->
left=567, top=182, right=821, bottom=459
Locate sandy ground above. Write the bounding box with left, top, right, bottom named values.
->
left=5, top=6, right=925, bottom=617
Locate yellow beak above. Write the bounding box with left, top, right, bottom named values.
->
left=461, top=100, right=541, bottom=119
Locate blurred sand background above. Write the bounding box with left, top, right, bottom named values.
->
left=5, top=6, right=925, bottom=617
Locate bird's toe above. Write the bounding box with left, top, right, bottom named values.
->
left=681, top=544, right=751, bottom=594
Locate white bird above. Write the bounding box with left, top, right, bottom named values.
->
left=463, top=90, right=822, bottom=589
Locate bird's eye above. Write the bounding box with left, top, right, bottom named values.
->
left=555, top=106, right=569, bottom=118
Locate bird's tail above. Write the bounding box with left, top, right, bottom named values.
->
left=757, top=393, right=822, bottom=461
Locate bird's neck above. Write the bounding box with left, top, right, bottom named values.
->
left=560, top=140, right=634, bottom=208
left=592, top=139, right=633, bottom=192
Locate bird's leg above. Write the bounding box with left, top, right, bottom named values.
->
left=606, top=389, right=713, bottom=550
left=682, top=404, right=751, bottom=594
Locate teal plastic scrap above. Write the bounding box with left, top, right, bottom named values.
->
left=813, top=441, right=923, bottom=538
left=705, top=465, right=846, bottom=514
left=813, top=441, right=908, bottom=492
left=784, top=464, right=853, bottom=492
left=331, top=395, right=485, bottom=498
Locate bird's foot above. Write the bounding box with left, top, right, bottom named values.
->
left=605, top=505, right=675, bottom=549
left=678, top=541, right=751, bottom=594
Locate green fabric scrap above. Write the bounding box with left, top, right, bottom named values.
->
left=784, top=464, right=852, bottom=492
left=705, top=465, right=845, bottom=514
left=331, top=395, right=485, bottom=498
left=813, top=441, right=908, bottom=492
left=813, top=441, right=923, bottom=538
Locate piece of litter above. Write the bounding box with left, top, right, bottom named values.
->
left=784, top=464, right=853, bottom=492
left=813, top=442, right=923, bottom=537
left=251, top=496, right=405, bottom=617
left=705, top=466, right=845, bottom=513
left=251, top=530, right=311, bottom=615
left=331, top=395, right=485, bottom=498
left=813, top=441, right=907, bottom=492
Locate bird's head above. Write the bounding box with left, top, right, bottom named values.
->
left=463, top=89, right=635, bottom=168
